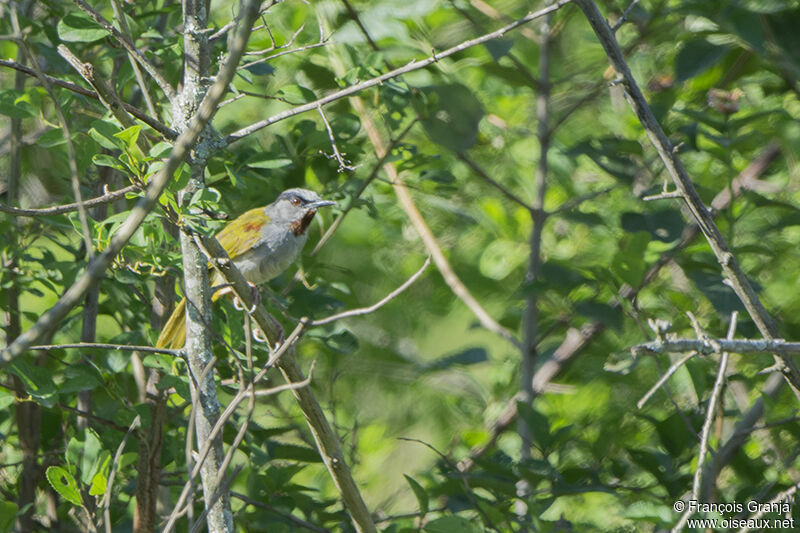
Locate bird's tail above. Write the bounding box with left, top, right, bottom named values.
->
left=155, top=298, right=187, bottom=349
left=155, top=286, right=228, bottom=349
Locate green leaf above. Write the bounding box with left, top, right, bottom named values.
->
left=420, top=84, right=484, bottom=153
left=611, top=231, right=650, bottom=286
left=424, top=515, right=482, bottom=533
left=36, top=128, right=69, bottom=148
left=88, top=452, right=111, bottom=496
left=0, top=90, right=36, bottom=118
left=275, top=84, right=317, bottom=104
left=142, top=354, right=173, bottom=372
left=79, top=429, right=104, bottom=485
left=45, top=466, right=82, bottom=506
left=92, top=154, right=123, bottom=169
left=114, top=125, right=142, bottom=151
left=89, top=120, right=124, bottom=150
left=675, top=39, right=729, bottom=82
left=479, top=239, right=526, bottom=280
left=321, top=329, right=359, bottom=354
left=621, top=209, right=684, bottom=243
left=57, top=12, right=107, bottom=43
left=267, top=443, right=322, bottom=463
left=245, top=155, right=294, bottom=169
left=404, top=474, right=429, bottom=515
left=8, top=358, right=57, bottom=406
left=0, top=501, right=17, bottom=533
left=420, top=348, right=488, bottom=372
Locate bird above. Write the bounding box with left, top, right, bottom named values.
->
left=155, top=188, right=335, bottom=349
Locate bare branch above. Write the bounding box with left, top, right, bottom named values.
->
left=101, top=415, right=141, bottom=533
left=692, top=313, right=737, bottom=500
left=0, top=184, right=139, bottom=217
left=611, top=0, right=640, bottom=32
left=225, top=0, right=574, bottom=144
left=310, top=257, right=430, bottom=326
left=636, top=352, right=695, bottom=409
left=316, top=105, right=357, bottom=172
left=642, top=190, right=683, bottom=201
left=57, top=44, right=150, bottom=153
left=30, top=342, right=179, bottom=357
left=631, top=338, right=800, bottom=357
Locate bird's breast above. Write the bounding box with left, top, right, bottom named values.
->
left=232, top=228, right=308, bottom=286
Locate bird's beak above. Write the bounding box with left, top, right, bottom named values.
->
left=307, top=199, right=336, bottom=209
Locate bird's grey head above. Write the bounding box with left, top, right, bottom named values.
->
left=266, top=188, right=335, bottom=235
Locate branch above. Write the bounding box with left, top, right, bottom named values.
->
left=101, top=415, right=140, bottom=533
left=0, top=184, right=139, bottom=217
left=71, top=0, right=177, bottom=101
left=30, top=342, right=179, bottom=357
left=224, top=0, right=574, bottom=144
left=0, top=0, right=262, bottom=366
left=310, top=257, right=430, bottom=326
left=574, top=0, right=800, bottom=394
left=631, top=338, right=800, bottom=357
left=692, top=313, right=736, bottom=500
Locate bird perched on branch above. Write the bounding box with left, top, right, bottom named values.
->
left=156, top=188, right=335, bottom=349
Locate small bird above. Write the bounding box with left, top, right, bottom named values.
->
left=156, top=188, right=335, bottom=349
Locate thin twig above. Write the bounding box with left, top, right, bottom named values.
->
left=739, top=482, right=800, bottom=533
left=30, top=342, right=180, bottom=357
left=11, top=15, right=94, bottom=260
left=636, top=352, right=695, bottom=409
left=611, top=0, right=641, bottom=32
left=642, top=190, right=683, bottom=201
left=101, top=415, right=141, bottom=533
left=110, top=0, right=158, bottom=117
left=230, top=491, right=330, bottom=532
left=316, top=105, right=356, bottom=172
left=692, top=312, right=737, bottom=500
left=310, top=257, right=430, bottom=326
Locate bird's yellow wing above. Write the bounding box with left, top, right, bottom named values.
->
left=215, top=207, right=269, bottom=260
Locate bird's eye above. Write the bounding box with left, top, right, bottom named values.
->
left=291, top=196, right=302, bottom=206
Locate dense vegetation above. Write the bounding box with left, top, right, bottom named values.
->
left=1, top=0, right=800, bottom=531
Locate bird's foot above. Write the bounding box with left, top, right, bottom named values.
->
left=252, top=321, right=285, bottom=349
left=232, top=282, right=260, bottom=314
